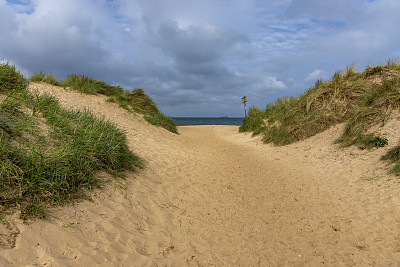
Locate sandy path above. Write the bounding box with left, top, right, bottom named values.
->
left=1, top=83, right=400, bottom=266
left=163, top=126, right=400, bottom=266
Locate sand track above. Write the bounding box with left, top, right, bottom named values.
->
left=0, top=83, right=400, bottom=266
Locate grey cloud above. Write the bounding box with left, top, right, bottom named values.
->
left=285, top=0, right=361, bottom=20
left=1, top=0, right=399, bottom=117
left=0, top=4, right=17, bottom=33
left=157, top=21, right=249, bottom=66
left=0, top=0, right=118, bottom=78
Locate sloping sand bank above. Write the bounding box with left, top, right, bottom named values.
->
left=1, top=83, right=400, bottom=266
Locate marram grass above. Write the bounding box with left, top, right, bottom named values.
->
left=144, top=112, right=178, bottom=134
left=240, top=60, right=400, bottom=174
left=0, top=63, right=27, bottom=92
left=1, top=63, right=143, bottom=219
left=62, top=74, right=123, bottom=96
left=61, top=74, right=177, bottom=133
left=29, top=72, right=60, bottom=86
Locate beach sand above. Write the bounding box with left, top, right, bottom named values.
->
left=0, top=82, right=399, bottom=266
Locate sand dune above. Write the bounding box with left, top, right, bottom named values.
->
left=0, top=83, right=400, bottom=266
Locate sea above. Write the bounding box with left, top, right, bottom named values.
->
left=172, top=117, right=244, bottom=126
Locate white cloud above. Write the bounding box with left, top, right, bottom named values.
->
left=252, top=77, right=287, bottom=93
left=263, top=76, right=287, bottom=90
left=305, top=69, right=326, bottom=82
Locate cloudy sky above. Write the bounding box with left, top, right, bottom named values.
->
left=1, top=0, right=399, bottom=117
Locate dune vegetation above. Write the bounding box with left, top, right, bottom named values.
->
left=30, top=73, right=178, bottom=134
left=240, top=60, right=400, bottom=174
left=0, top=63, right=155, bottom=218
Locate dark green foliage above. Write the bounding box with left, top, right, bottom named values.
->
left=144, top=112, right=178, bottom=134
left=21, top=202, right=46, bottom=220
left=0, top=63, right=27, bottom=93
left=62, top=74, right=99, bottom=94
left=106, top=93, right=131, bottom=112
left=382, top=146, right=400, bottom=162
left=382, top=145, right=400, bottom=175
left=62, top=74, right=123, bottom=96
left=126, top=89, right=159, bottom=115
left=62, top=75, right=177, bottom=134
left=239, top=106, right=265, bottom=136
left=107, top=89, right=159, bottom=115
left=106, top=89, right=177, bottom=133
left=354, top=134, right=388, bottom=149
left=0, top=64, right=143, bottom=218
left=96, top=83, right=124, bottom=96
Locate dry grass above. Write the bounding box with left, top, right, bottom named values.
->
left=241, top=61, right=400, bottom=145
left=240, top=60, right=400, bottom=173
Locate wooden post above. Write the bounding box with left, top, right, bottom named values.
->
left=241, top=96, right=247, bottom=117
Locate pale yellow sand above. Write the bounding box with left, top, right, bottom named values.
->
left=0, top=82, right=399, bottom=266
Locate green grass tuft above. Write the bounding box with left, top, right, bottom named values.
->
left=353, top=134, right=388, bottom=149
left=239, top=106, right=265, bottom=136
left=29, top=72, right=60, bottom=86
left=144, top=112, right=178, bottom=134
left=62, top=74, right=123, bottom=96
left=382, top=145, right=400, bottom=175
left=126, top=89, right=159, bottom=115
left=1, top=64, right=143, bottom=219
left=0, top=63, right=27, bottom=93
left=62, top=75, right=178, bottom=134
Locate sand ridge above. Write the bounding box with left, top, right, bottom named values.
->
left=0, top=83, right=399, bottom=266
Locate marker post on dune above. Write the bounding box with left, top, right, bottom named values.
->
left=242, top=96, right=247, bottom=117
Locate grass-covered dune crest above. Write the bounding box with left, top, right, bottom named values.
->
left=240, top=60, right=400, bottom=174
left=1, top=63, right=153, bottom=218
left=30, top=73, right=178, bottom=134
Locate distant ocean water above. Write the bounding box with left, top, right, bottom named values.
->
left=172, top=117, right=244, bottom=126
